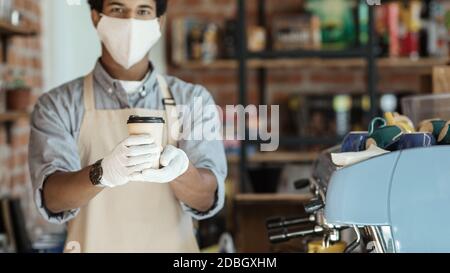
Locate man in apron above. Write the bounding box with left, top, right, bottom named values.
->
left=28, top=0, right=227, bottom=253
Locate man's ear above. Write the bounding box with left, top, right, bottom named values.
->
left=158, top=15, right=166, bottom=30
left=91, top=10, right=101, bottom=27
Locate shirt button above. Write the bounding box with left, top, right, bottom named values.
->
left=108, top=88, right=113, bottom=94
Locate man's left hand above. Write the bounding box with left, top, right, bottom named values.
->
left=131, top=145, right=190, bottom=184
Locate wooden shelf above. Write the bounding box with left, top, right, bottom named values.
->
left=235, top=193, right=313, bottom=204
left=0, top=21, right=37, bottom=37
left=173, top=57, right=450, bottom=72
left=227, top=151, right=319, bottom=164
left=378, top=57, right=449, bottom=67
left=173, top=60, right=238, bottom=70
left=0, top=112, right=29, bottom=122
left=0, top=20, right=38, bottom=63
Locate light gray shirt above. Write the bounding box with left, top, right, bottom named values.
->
left=29, top=61, right=227, bottom=224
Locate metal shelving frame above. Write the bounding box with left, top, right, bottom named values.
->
left=236, top=0, right=378, bottom=189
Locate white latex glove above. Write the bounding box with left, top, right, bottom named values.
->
left=131, top=145, right=190, bottom=184
left=100, top=135, right=163, bottom=188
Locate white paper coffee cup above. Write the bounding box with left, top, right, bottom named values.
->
left=127, top=115, right=165, bottom=169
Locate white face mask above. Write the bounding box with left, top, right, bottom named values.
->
left=97, top=15, right=162, bottom=69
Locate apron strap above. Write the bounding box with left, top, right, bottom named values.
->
left=83, top=72, right=96, bottom=111
left=156, top=74, right=179, bottom=145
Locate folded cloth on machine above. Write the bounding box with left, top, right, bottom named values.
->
left=331, top=144, right=390, bottom=167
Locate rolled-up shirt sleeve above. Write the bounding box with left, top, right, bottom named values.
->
left=178, top=85, right=227, bottom=220
left=29, top=91, right=82, bottom=224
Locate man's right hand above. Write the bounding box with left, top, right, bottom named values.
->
left=100, top=135, right=162, bottom=188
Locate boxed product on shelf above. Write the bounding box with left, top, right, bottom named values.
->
left=357, top=0, right=369, bottom=46
left=399, top=0, right=422, bottom=58
left=425, top=0, right=449, bottom=57
left=248, top=25, right=267, bottom=52
left=272, top=14, right=321, bottom=51
left=387, top=2, right=400, bottom=57
left=202, top=23, right=220, bottom=63
left=305, top=0, right=357, bottom=49
left=375, top=0, right=449, bottom=58
left=171, top=17, right=222, bottom=65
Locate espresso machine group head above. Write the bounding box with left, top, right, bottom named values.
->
left=266, top=147, right=346, bottom=252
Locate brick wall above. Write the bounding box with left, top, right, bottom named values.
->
left=166, top=0, right=429, bottom=109
left=0, top=0, right=48, bottom=239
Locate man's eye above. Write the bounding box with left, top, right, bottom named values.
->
left=110, top=7, right=124, bottom=14
left=137, top=10, right=151, bottom=16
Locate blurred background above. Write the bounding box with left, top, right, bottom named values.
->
left=1, top=0, right=450, bottom=253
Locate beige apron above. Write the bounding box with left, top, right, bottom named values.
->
left=65, top=72, right=200, bottom=253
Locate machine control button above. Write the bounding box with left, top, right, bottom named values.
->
left=304, top=198, right=325, bottom=214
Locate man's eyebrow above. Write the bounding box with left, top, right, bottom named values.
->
left=106, top=1, right=126, bottom=7
left=138, top=4, right=154, bottom=9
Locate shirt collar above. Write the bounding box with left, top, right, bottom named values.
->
left=92, top=60, right=159, bottom=98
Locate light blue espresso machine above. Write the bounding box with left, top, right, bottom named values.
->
left=267, top=145, right=450, bottom=253
left=268, top=95, right=450, bottom=252
left=324, top=146, right=450, bottom=253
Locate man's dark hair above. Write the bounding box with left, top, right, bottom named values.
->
left=88, top=0, right=168, bottom=17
